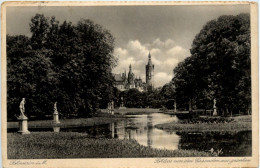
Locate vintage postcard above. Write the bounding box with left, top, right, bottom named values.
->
left=1, top=1, right=259, bottom=168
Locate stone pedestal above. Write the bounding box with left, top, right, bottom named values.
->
left=53, top=126, right=60, bottom=133
left=213, top=108, right=217, bottom=116
left=53, top=112, right=60, bottom=124
left=18, top=115, right=30, bottom=135
left=119, top=102, right=126, bottom=109
left=119, top=106, right=126, bottom=109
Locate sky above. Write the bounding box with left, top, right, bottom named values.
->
left=6, top=5, right=250, bottom=87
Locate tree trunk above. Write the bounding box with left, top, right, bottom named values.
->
left=189, top=99, right=192, bottom=112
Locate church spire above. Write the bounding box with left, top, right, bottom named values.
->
left=147, top=52, right=152, bottom=66
left=146, top=52, right=154, bottom=90
left=129, top=64, right=132, bottom=72
left=128, top=64, right=134, bottom=85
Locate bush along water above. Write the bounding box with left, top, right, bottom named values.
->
left=178, top=117, right=234, bottom=124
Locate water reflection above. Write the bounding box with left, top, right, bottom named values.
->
left=7, top=112, right=252, bottom=156
left=107, top=113, right=251, bottom=156
left=114, top=113, right=180, bottom=150
left=177, top=131, right=252, bottom=156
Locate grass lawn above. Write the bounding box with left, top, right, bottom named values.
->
left=8, top=132, right=211, bottom=159
left=155, top=115, right=252, bottom=132
left=8, top=113, right=125, bottom=129
left=101, top=108, right=161, bottom=115
left=8, top=108, right=161, bottom=129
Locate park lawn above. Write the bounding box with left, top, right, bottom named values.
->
left=8, top=108, right=160, bottom=129
left=7, top=132, right=211, bottom=159
left=155, top=115, right=252, bottom=132
left=101, top=108, right=161, bottom=115
left=7, top=113, right=125, bottom=129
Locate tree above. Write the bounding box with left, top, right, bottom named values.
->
left=173, top=13, right=250, bottom=114
left=161, top=82, right=176, bottom=100
left=7, top=14, right=116, bottom=119
left=7, top=35, right=55, bottom=119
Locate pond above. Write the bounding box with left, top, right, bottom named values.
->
left=8, top=113, right=251, bottom=156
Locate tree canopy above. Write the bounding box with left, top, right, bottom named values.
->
left=7, top=14, right=116, bottom=120
left=171, top=13, right=250, bottom=115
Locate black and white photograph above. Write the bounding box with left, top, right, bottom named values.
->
left=1, top=1, right=259, bottom=168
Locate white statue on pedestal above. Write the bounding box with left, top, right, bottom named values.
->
left=18, top=97, right=30, bottom=134
left=111, top=100, right=114, bottom=115
left=54, top=102, right=58, bottom=114
left=53, top=102, right=60, bottom=124
left=213, top=98, right=217, bottom=116
left=19, top=98, right=26, bottom=116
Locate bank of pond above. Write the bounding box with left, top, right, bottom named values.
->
left=7, top=112, right=252, bottom=158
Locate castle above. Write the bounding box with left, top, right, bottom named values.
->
left=114, top=52, right=154, bottom=92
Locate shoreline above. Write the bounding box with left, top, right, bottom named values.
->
left=7, top=132, right=211, bottom=159
left=7, top=113, right=126, bottom=129
left=7, top=108, right=160, bottom=129
left=7, top=110, right=252, bottom=133
left=155, top=115, right=252, bottom=133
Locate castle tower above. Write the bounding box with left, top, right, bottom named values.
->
left=128, top=64, right=135, bottom=88
left=146, top=52, right=154, bottom=89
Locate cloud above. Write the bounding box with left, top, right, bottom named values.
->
left=113, top=39, right=190, bottom=87
left=145, top=38, right=176, bottom=50
left=154, top=72, right=173, bottom=87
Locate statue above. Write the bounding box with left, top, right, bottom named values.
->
left=17, top=97, right=30, bottom=134
left=120, top=97, right=124, bottom=107
left=107, top=102, right=111, bottom=114
left=19, top=98, right=26, bottom=116
left=213, top=98, right=217, bottom=116
left=119, top=96, right=126, bottom=109
left=54, top=102, right=58, bottom=114
left=53, top=102, right=60, bottom=124
left=111, top=100, right=114, bottom=115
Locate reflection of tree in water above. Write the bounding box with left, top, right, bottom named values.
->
left=88, top=124, right=111, bottom=138
left=147, top=114, right=153, bottom=147
left=110, top=123, right=115, bottom=138
left=114, top=122, right=118, bottom=138
left=177, top=131, right=251, bottom=156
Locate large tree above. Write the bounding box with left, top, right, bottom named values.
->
left=7, top=14, right=116, bottom=120
left=173, top=13, right=250, bottom=114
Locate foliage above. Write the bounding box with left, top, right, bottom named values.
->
left=171, top=14, right=250, bottom=114
left=178, top=117, right=234, bottom=124
left=7, top=14, right=116, bottom=120
left=7, top=114, right=125, bottom=129
left=155, top=115, right=251, bottom=132
left=117, top=88, right=166, bottom=108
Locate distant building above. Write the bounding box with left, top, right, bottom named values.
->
left=145, top=52, right=154, bottom=90
left=114, top=52, right=154, bottom=92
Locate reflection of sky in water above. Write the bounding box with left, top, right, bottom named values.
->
left=10, top=112, right=250, bottom=156
left=115, top=113, right=180, bottom=150
left=110, top=113, right=251, bottom=156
